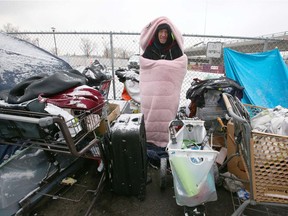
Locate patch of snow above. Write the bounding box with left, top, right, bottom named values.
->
left=0, top=170, right=35, bottom=180
left=0, top=33, right=72, bottom=91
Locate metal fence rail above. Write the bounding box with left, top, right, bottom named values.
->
left=6, top=31, right=288, bottom=106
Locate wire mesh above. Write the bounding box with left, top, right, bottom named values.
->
left=6, top=31, right=288, bottom=107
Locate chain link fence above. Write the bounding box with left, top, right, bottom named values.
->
left=7, top=31, right=288, bottom=106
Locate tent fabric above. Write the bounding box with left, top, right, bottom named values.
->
left=224, top=48, right=288, bottom=108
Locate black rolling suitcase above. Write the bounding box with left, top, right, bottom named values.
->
left=109, top=113, right=147, bottom=200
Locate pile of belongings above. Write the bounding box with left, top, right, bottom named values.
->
left=185, top=77, right=244, bottom=117
left=251, top=105, right=288, bottom=136
left=0, top=60, right=110, bottom=163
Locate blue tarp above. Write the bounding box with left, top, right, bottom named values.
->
left=224, top=48, right=288, bottom=108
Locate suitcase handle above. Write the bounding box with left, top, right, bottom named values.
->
left=118, top=114, right=142, bottom=125
left=131, top=116, right=142, bottom=125
left=118, top=115, right=130, bottom=124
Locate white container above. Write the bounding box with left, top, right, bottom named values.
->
left=167, top=119, right=218, bottom=207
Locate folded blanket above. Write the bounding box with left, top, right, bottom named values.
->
left=139, top=16, right=187, bottom=147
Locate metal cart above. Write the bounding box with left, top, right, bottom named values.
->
left=222, top=93, right=288, bottom=216
left=164, top=118, right=219, bottom=215
left=0, top=81, right=112, bottom=216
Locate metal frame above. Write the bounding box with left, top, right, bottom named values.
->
left=222, top=93, right=288, bottom=216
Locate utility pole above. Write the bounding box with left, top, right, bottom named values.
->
left=51, top=27, right=58, bottom=56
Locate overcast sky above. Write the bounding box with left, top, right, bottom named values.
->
left=0, top=0, right=287, bottom=37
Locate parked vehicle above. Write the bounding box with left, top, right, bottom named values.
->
left=127, top=54, right=140, bottom=69
left=0, top=33, right=110, bottom=216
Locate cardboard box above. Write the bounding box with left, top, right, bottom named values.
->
left=212, top=135, right=226, bottom=148
left=96, top=103, right=120, bottom=135
left=109, top=99, right=132, bottom=114
left=226, top=120, right=250, bottom=190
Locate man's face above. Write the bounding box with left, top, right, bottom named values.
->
left=158, top=29, right=168, bottom=44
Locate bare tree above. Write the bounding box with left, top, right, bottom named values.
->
left=113, top=47, right=122, bottom=58
left=102, top=37, right=110, bottom=58
left=80, top=38, right=96, bottom=57
left=1, top=23, right=31, bottom=41
left=113, top=47, right=133, bottom=59
left=1, top=23, right=19, bottom=32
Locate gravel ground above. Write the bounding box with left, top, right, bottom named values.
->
left=30, top=159, right=288, bottom=216
left=31, top=161, right=185, bottom=216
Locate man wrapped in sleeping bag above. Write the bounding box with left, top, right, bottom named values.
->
left=139, top=16, right=187, bottom=167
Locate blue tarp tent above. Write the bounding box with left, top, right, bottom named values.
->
left=224, top=48, right=288, bottom=108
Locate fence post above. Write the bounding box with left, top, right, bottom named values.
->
left=109, top=31, right=116, bottom=99
left=51, top=27, right=58, bottom=56
left=263, top=39, right=268, bottom=52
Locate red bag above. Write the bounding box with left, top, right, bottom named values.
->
left=38, top=85, right=104, bottom=113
